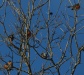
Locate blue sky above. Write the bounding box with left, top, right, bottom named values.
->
left=0, top=0, right=84, bottom=75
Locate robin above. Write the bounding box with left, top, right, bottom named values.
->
left=68, top=3, right=80, bottom=10
left=8, top=34, right=14, bottom=42
left=41, top=52, right=47, bottom=59
left=25, top=29, right=31, bottom=39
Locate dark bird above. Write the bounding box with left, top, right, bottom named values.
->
left=8, top=34, right=14, bottom=42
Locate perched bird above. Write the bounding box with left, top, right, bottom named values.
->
left=25, top=29, right=31, bottom=39
left=7, top=61, right=13, bottom=69
left=4, top=61, right=13, bottom=71
left=68, top=3, right=80, bottom=10
left=4, top=63, right=9, bottom=70
left=27, top=30, right=31, bottom=38
left=8, top=34, right=14, bottom=42
left=41, top=52, right=47, bottom=59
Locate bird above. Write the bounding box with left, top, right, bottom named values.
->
left=68, top=3, right=80, bottom=10
left=4, top=61, right=13, bottom=71
left=7, top=61, right=13, bottom=69
left=25, top=29, right=31, bottom=39
left=8, top=34, right=14, bottom=42
left=27, top=30, right=31, bottom=38
left=4, top=63, right=9, bottom=70
left=41, top=52, right=47, bottom=59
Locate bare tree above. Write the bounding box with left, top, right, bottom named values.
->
left=0, top=0, right=84, bottom=75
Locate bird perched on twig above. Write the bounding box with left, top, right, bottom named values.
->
left=4, top=63, right=9, bottom=70
left=25, top=29, right=31, bottom=39
left=68, top=3, right=80, bottom=10
left=41, top=52, right=47, bottom=59
left=4, top=61, right=13, bottom=71
left=7, top=61, right=13, bottom=69
left=8, top=34, right=14, bottom=43
left=27, top=30, right=31, bottom=38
